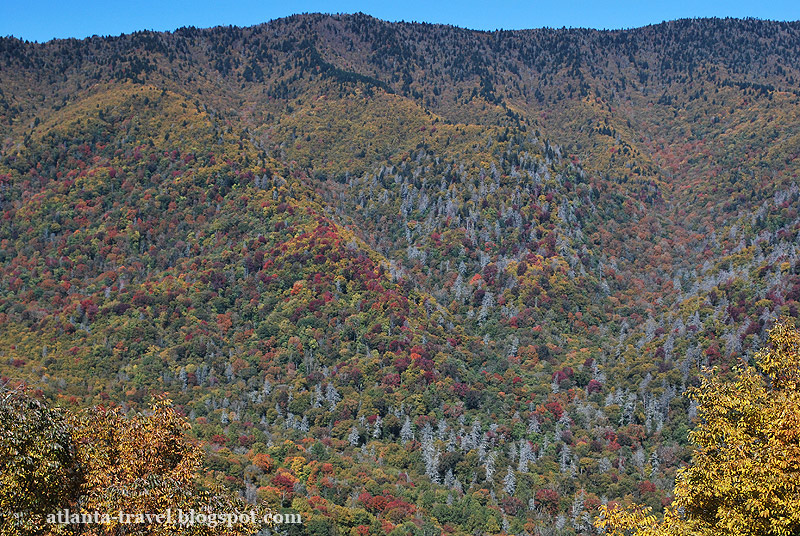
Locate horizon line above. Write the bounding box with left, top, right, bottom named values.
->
left=3, top=11, right=800, bottom=45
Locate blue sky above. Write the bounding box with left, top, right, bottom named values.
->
left=3, top=0, right=800, bottom=42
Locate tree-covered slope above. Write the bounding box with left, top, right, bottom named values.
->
left=1, top=14, right=800, bottom=536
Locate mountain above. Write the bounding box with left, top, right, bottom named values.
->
left=1, top=14, right=799, bottom=535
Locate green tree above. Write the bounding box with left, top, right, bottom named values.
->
left=0, top=388, right=82, bottom=535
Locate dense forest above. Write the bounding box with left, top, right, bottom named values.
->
left=1, top=13, right=800, bottom=536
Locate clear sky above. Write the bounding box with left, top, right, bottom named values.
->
left=3, top=0, right=800, bottom=43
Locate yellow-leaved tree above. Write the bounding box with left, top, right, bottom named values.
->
left=597, top=318, right=800, bottom=536
left=1, top=391, right=272, bottom=536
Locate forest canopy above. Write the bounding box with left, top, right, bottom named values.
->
left=1, top=13, right=800, bottom=535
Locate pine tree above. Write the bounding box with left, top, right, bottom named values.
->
left=400, top=416, right=414, bottom=444
left=484, top=451, right=497, bottom=483
left=503, top=466, right=516, bottom=496
left=348, top=426, right=360, bottom=446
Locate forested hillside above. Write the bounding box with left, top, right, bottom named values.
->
left=1, top=14, right=799, bottom=535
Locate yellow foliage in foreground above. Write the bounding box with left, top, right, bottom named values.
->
left=1, top=394, right=272, bottom=536
left=597, top=318, right=800, bottom=536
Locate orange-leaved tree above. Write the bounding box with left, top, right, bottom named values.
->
left=0, top=390, right=272, bottom=536
left=596, top=318, right=800, bottom=536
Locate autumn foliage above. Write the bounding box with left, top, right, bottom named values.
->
left=1, top=13, right=800, bottom=536
left=0, top=390, right=269, bottom=535
left=598, top=318, right=800, bottom=536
